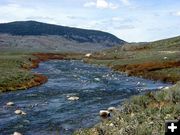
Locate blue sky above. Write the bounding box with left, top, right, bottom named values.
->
left=0, top=0, right=180, bottom=42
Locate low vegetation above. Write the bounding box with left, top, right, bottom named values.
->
left=0, top=53, right=31, bottom=92
left=0, top=35, right=179, bottom=134
left=75, top=36, right=180, bottom=134
left=85, top=36, right=180, bottom=83
left=74, top=82, right=180, bottom=135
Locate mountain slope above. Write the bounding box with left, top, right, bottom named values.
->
left=0, top=21, right=125, bottom=46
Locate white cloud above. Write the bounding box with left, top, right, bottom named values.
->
left=109, top=3, right=119, bottom=9
left=112, top=17, right=121, bottom=21
left=96, top=0, right=108, bottom=8
left=174, top=11, right=180, bottom=16
left=119, top=0, right=130, bottom=6
left=84, top=2, right=96, bottom=7
left=84, top=0, right=119, bottom=10
left=170, top=11, right=180, bottom=17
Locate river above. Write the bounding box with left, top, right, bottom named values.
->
left=0, top=60, right=171, bottom=135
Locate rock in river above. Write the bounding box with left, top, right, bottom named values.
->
left=85, top=53, right=92, bottom=57
left=6, top=102, right=14, bottom=106
left=108, top=107, right=116, bottom=112
left=14, top=110, right=26, bottom=115
left=68, top=96, right=79, bottom=101
left=13, top=132, right=22, bottom=135
left=99, top=110, right=110, bottom=118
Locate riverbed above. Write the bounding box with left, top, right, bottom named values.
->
left=0, top=60, right=171, bottom=135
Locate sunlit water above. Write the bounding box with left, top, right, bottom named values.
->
left=0, top=60, right=171, bottom=135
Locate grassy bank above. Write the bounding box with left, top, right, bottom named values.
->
left=75, top=36, right=180, bottom=135
left=0, top=52, right=47, bottom=92
left=0, top=52, right=84, bottom=92
left=84, top=36, right=180, bottom=83
left=74, top=82, right=180, bottom=135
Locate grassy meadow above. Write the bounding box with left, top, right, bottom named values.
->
left=0, top=52, right=36, bottom=92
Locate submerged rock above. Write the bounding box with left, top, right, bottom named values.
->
left=6, top=102, right=15, bottom=106
left=94, top=78, right=100, bottom=81
left=21, top=111, right=27, bottom=115
left=99, top=110, right=110, bottom=118
left=136, top=82, right=141, bottom=85
left=23, top=119, right=30, bottom=124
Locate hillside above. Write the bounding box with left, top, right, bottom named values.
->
left=0, top=21, right=125, bottom=52
left=84, top=36, right=180, bottom=83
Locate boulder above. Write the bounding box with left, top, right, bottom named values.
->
left=109, top=123, right=114, bottom=127
left=14, top=110, right=21, bottom=115
left=6, top=102, right=15, bottom=106
left=108, top=107, right=116, bottom=112
left=14, top=110, right=26, bottom=115
left=99, top=110, right=110, bottom=118
left=68, top=96, right=79, bottom=101
left=13, top=132, right=22, bottom=135
left=85, top=53, right=92, bottom=57
left=158, top=86, right=164, bottom=89
left=164, top=86, right=169, bottom=90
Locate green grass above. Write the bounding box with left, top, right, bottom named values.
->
left=0, top=52, right=35, bottom=92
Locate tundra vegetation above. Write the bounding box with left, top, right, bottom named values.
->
left=74, top=36, right=180, bottom=135
left=0, top=35, right=180, bottom=135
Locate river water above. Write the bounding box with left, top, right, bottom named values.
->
left=0, top=60, right=171, bottom=135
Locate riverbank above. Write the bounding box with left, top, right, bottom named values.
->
left=0, top=36, right=180, bottom=134
left=74, top=36, right=180, bottom=134
left=74, top=82, right=180, bottom=135
left=0, top=52, right=84, bottom=92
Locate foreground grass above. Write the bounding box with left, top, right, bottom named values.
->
left=74, top=82, right=180, bottom=135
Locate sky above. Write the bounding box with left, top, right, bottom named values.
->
left=0, top=0, right=180, bottom=42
